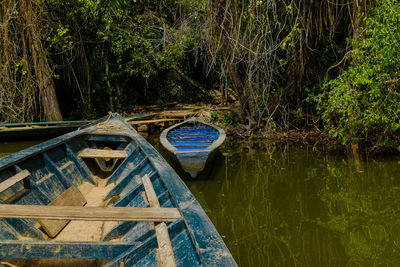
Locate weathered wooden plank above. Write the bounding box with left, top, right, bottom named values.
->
left=78, top=148, right=128, bottom=159
left=38, top=186, right=87, bottom=238
left=129, top=119, right=183, bottom=125
left=142, top=174, right=160, bottom=207
left=0, top=169, right=30, bottom=193
left=142, top=174, right=177, bottom=267
left=0, top=205, right=180, bottom=222
left=0, top=240, right=135, bottom=259
left=163, top=113, right=189, bottom=119
left=156, top=223, right=176, bottom=267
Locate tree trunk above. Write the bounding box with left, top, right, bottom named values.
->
left=352, top=0, right=367, bottom=41
left=212, top=0, right=253, bottom=125
left=23, top=1, right=63, bottom=122
left=105, top=54, right=115, bottom=112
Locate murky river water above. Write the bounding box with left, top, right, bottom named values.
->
left=1, top=138, right=400, bottom=266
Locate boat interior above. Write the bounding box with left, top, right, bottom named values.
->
left=166, top=122, right=219, bottom=150
left=0, top=130, right=202, bottom=266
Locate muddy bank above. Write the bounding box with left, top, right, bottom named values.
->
left=127, top=103, right=400, bottom=156
left=126, top=103, right=334, bottom=144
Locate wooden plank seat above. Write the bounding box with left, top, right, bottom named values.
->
left=0, top=205, right=180, bottom=222
left=0, top=169, right=30, bottom=193
left=78, top=148, right=128, bottom=159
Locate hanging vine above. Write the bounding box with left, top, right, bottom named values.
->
left=0, top=0, right=63, bottom=122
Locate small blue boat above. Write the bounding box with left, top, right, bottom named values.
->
left=0, top=114, right=235, bottom=266
left=160, top=118, right=226, bottom=178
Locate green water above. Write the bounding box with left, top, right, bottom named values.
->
left=0, top=141, right=45, bottom=158
left=152, top=140, right=400, bottom=267
left=2, top=139, right=400, bottom=266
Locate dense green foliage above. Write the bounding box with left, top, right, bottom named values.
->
left=2, top=0, right=400, bottom=147
left=203, top=0, right=352, bottom=129
left=318, top=0, right=400, bottom=145
left=45, top=0, right=205, bottom=118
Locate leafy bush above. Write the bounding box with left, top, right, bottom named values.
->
left=223, top=112, right=241, bottom=126
left=210, top=111, right=220, bottom=123
left=318, top=0, right=400, bottom=145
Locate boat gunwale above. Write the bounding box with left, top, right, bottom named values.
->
left=159, top=118, right=226, bottom=156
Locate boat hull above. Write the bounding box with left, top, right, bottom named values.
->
left=0, top=114, right=235, bottom=266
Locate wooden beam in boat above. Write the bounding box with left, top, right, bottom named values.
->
left=38, top=186, right=87, bottom=238
left=0, top=169, right=30, bottom=193
left=128, top=118, right=183, bottom=125
left=155, top=222, right=176, bottom=267
left=142, top=174, right=177, bottom=267
left=0, top=205, right=181, bottom=222
left=78, top=148, right=128, bottom=159
left=142, top=174, right=160, bottom=207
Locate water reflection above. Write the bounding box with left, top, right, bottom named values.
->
left=0, top=141, right=44, bottom=158
left=152, top=138, right=400, bottom=266
left=183, top=142, right=343, bottom=266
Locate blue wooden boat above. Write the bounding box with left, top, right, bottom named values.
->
left=0, top=114, right=235, bottom=266
left=160, top=119, right=226, bottom=178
